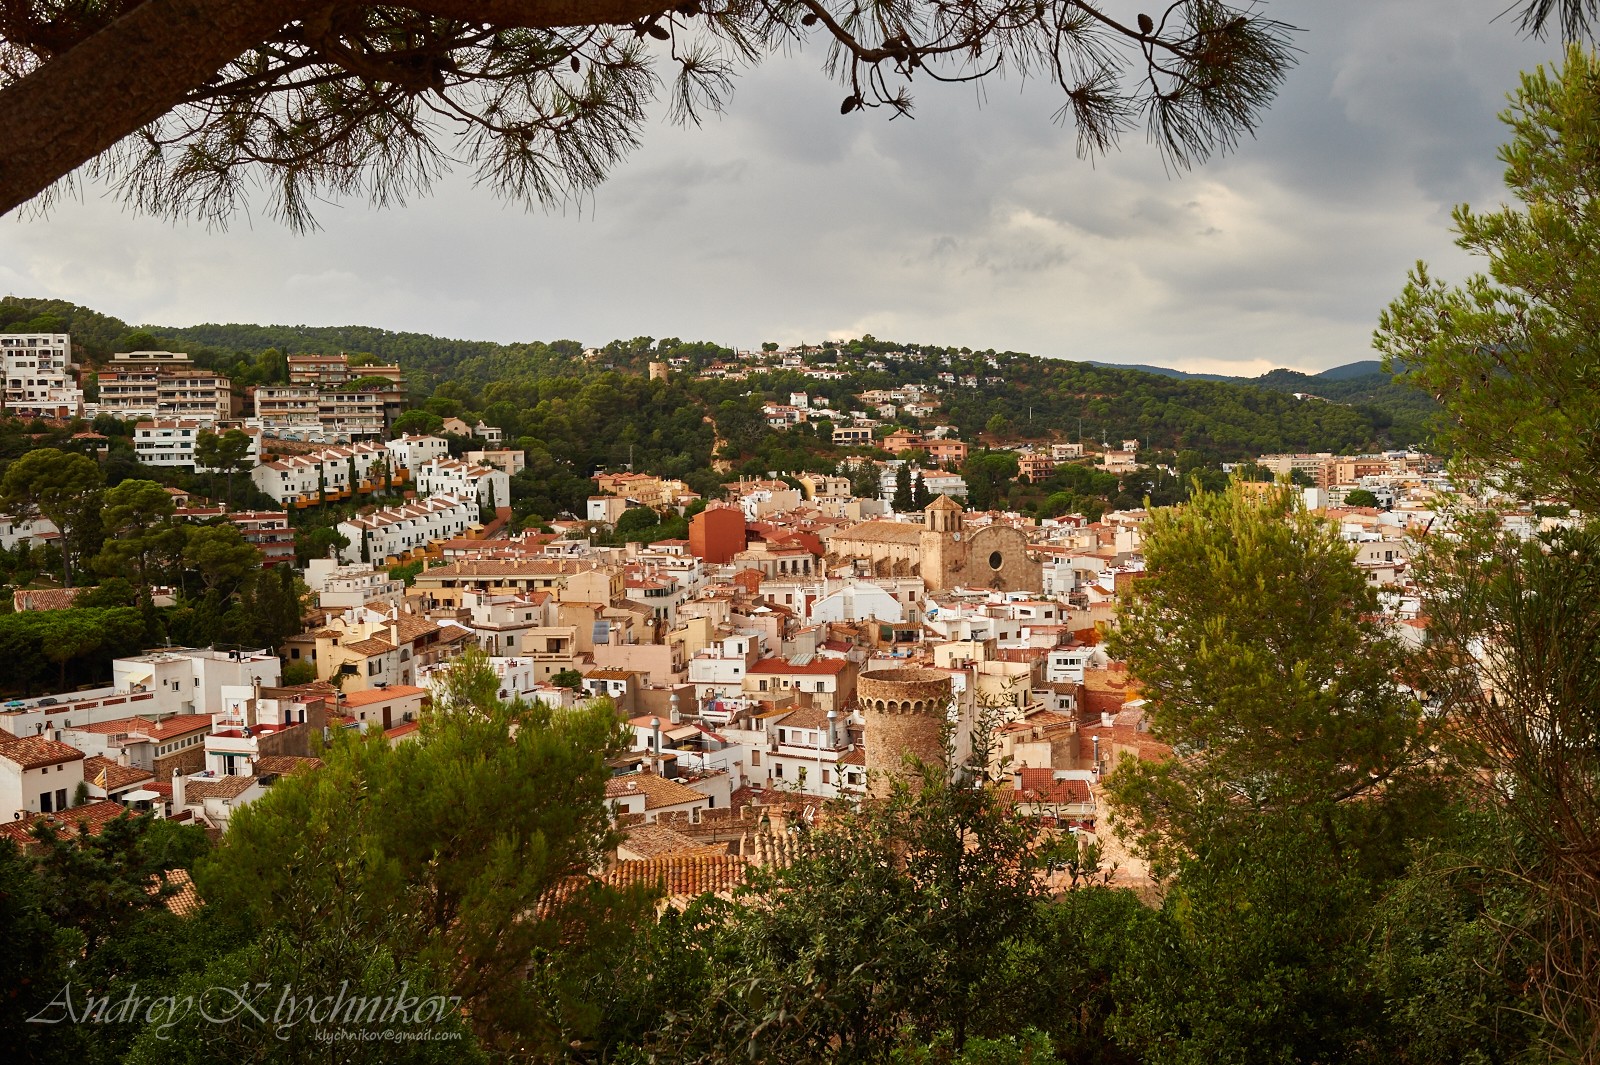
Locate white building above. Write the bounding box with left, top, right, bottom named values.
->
left=466, top=449, right=527, bottom=476
left=250, top=441, right=394, bottom=506
left=0, top=732, right=86, bottom=818
left=305, top=560, right=407, bottom=611
left=134, top=420, right=262, bottom=469
left=386, top=434, right=451, bottom=471
left=414, top=457, right=510, bottom=510
left=687, top=634, right=757, bottom=701
left=0, top=512, right=58, bottom=550
left=336, top=492, right=479, bottom=564
left=1, top=332, right=82, bottom=417
left=0, top=647, right=283, bottom=741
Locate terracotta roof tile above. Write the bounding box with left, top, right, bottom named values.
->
left=0, top=800, right=132, bottom=845
left=184, top=776, right=257, bottom=801
left=253, top=755, right=325, bottom=777
left=0, top=731, right=85, bottom=769
left=149, top=869, right=203, bottom=916
left=604, top=772, right=708, bottom=810
left=83, top=755, right=154, bottom=792
left=72, top=714, right=212, bottom=740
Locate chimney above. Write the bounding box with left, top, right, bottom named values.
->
left=1100, top=710, right=1114, bottom=729
left=651, top=717, right=662, bottom=760
left=171, top=769, right=186, bottom=810
left=1091, top=735, right=1101, bottom=774
left=825, top=709, right=838, bottom=749
left=1012, top=766, right=1024, bottom=791
left=669, top=693, right=681, bottom=725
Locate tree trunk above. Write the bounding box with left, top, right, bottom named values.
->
left=0, top=0, right=303, bottom=216
left=0, top=0, right=684, bottom=218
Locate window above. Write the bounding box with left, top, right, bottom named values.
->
left=773, top=762, right=783, bottom=778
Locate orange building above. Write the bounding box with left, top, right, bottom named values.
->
left=689, top=503, right=747, bottom=563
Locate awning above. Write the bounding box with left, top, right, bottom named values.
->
left=122, top=789, right=162, bottom=801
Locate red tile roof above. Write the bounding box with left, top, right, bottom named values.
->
left=750, top=656, right=848, bottom=676
left=0, top=800, right=133, bottom=845
left=82, top=755, right=154, bottom=791
left=0, top=731, right=85, bottom=769
left=72, top=714, right=212, bottom=740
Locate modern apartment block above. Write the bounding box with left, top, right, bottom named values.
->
left=287, top=353, right=405, bottom=390
left=157, top=370, right=234, bottom=422
left=134, top=420, right=262, bottom=469
left=252, top=384, right=388, bottom=442
left=1, top=333, right=83, bottom=417
left=96, top=352, right=234, bottom=424
left=286, top=353, right=352, bottom=389
left=253, top=386, right=326, bottom=438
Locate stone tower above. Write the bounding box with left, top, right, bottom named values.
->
left=858, top=667, right=954, bottom=799
left=919, top=494, right=966, bottom=592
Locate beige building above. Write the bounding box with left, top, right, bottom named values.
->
left=825, top=496, right=1039, bottom=593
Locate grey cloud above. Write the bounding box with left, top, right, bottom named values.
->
left=0, top=1, right=1574, bottom=374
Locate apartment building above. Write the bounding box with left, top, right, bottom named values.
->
left=287, top=353, right=406, bottom=389
left=158, top=370, right=234, bottom=422
left=253, top=386, right=322, bottom=436
left=251, top=386, right=385, bottom=442
left=387, top=434, right=451, bottom=471
left=466, top=449, right=527, bottom=476
left=228, top=511, right=296, bottom=567
left=249, top=441, right=395, bottom=506
left=1, top=332, right=82, bottom=417
left=95, top=351, right=234, bottom=423
left=336, top=492, right=479, bottom=565
left=134, top=420, right=262, bottom=469
left=316, top=390, right=386, bottom=440
left=414, top=457, right=510, bottom=509
left=287, top=353, right=352, bottom=389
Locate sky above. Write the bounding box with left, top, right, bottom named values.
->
left=0, top=2, right=1570, bottom=376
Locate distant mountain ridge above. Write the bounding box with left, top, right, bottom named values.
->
left=1086, top=358, right=1386, bottom=385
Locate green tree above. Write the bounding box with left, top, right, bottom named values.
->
left=0, top=839, right=82, bottom=1065
left=1376, top=46, right=1600, bottom=511
left=1104, top=478, right=1432, bottom=875
left=1110, top=825, right=1384, bottom=1065
left=614, top=506, right=661, bottom=534
left=1418, top=520, right=1600, bottom=1057
left=94, top=478, right=182, bottom=600
left=181, top=523, right=261, bottom=597
left=1343, top=487, right=1381, bottom=508
left=195, top=648, right=649, bottom=1058
left=892, top=463, right=915, bottom=512
left=650, top=715, right=1070, bottom=1061
left=0, top=3, right=1296, bottom=224
left=296, top=524, right=351, bottom=565
left=391, top=410, right=445, bottom=437
left=0, top=448, right=105, bottom=586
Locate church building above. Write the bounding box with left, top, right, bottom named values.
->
left=824, top=496, right=1040, bottom=593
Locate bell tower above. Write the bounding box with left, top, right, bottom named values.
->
left=920, top=495, right=966, bottom=591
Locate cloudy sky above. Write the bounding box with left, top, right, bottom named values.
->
left=0, top=2, right=1568, bottom=375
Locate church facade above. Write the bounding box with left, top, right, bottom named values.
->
left=824, top=496, right=1040, bottom=593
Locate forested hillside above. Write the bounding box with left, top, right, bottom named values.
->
left=1, top=298, right=1436, bottom=502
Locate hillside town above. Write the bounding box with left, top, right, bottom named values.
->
left=0, top=335, right=1511, bottom=891
left=4, top=14, right=1598, bottom=1058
